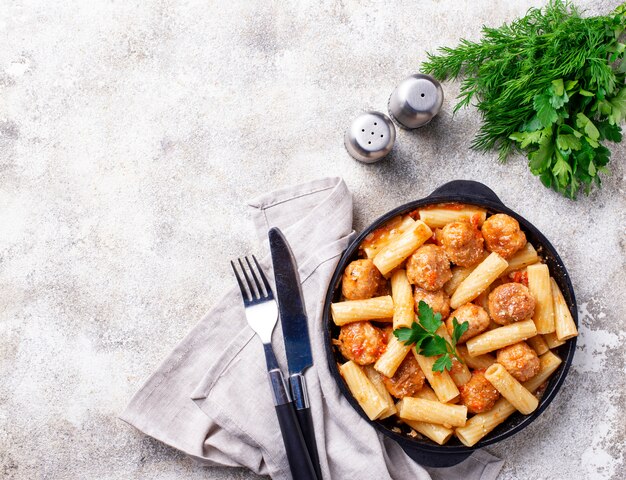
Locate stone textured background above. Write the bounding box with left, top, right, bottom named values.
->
left=1, top=1, right=624, bottom=479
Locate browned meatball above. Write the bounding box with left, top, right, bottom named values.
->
left=481, top=214, right=527, bottom=259
left=414, top=287, right=450, bottom=319
left=488, top=283, right=536, bottom=325
left=381, top=353, right=425, bottom=398
left=337, top=321, right=386, bottom=365
left=440, top=221, right=485, bottom=267
left=447, top=303, right=490, bottom=343
left=342, top=259, right=386, bottom=300
left=497, top=342, right=540, bottom=382
left=406, top=245, right=452, bottom=291
left=459, top=370, right=500, bottom=413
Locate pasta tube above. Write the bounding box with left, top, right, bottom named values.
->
left=550, top=277, right=578, bottom=341
left=362, top=216, right=416, bottom=259
left=465, top=319, right=537, bottom=357
left=331, top=296, right=394, bottom=326
left=364, top=366, right=397, bottom=419
left=502, top=242, right=540, bottom=275
left=526, top=335, right=549, bottom=355
left=455, top=397, right=516, bottom=447
left=374, top=334, right=411, bottom=378
left=373, top=220, right=433, bottom=276
left=391, top=270, right=415, bottom=329
left=339, top=361, right=388, bottom=420
left=450, top=252, right=508, bottom=309
left=542, top=332, right=565, bottom=349
left=456, top=345, right=495, bottom=370
left=418, top=205, right=487, bottom=229
left=484, top=363, right=538, bottom=415
left=527, top=264, right=555, bottom=334
left=402, top=386, right=454, bottom=445
left=443, top=253, right=488, bottom=296
left=413, top=349, right=460, bottom=403
left=398, top=397, right=467, bottom=427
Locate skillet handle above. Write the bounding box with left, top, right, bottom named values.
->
left=401, top=445, right=473, bottom=468
left=428, top=180, right=503, bottom=206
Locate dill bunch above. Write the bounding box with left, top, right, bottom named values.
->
left=422, top=0, right=626, bottom=198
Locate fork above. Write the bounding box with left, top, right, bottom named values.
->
left=231, top=256, right=318, bottom=480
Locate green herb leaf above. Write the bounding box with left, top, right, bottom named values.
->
left=421, top=336, right=448, bottom=357
left=417, top=300, right=442, bottom=333
left=394, top=302, right=466, bottom=373
left=451, top=318, right=469, bottom=345
left=534, top=93, right=559, bottom=127
left=394, top=322, right=427, bottom=346
left=433, top=356, right=453, bottom=373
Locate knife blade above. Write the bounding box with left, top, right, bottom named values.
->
left=269, top=227, right=321, bottom=480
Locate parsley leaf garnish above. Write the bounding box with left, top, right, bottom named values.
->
left=393, top=301, right=469, bottom=373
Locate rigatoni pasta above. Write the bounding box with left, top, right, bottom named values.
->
left=374, top=334, right=411, bottom=378
left=397, top=397, right=467, bottom=427
left=418, top=205, right=487, bottom=229
left=331, top=202, right=576, bottom=447
left=401, top=386, right=455, bottom=445
left=364, top=366, right=397, bottom=419
left=361, top=216, right=417, bottom=259
left=373, top=220, right=433, bottom=275
left=391, top=270, right=415, bottom=329
left=450, top=252, right=509, bottom=309
left=413, top=350, right=460, bottom=403
left=331, top=296, right=394, bottom=326
left=527, top=264, right=556, bottom=334
left=465, top=319, right=537, bottom=356
left=550, top=277, right=578, bottom=341
left=484, top=363, right=538, bottom=415
left=502, top=242, right=540, bottom=275
left=339, top=361, right=388, bottom=420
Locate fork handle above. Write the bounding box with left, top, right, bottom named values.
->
left=267, top=369, right=319, bottom=480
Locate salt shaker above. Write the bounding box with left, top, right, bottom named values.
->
left=388, top=74, right=444, bottom=129
left=344, top=111, right=396, bottom=163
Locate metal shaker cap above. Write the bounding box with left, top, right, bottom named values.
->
left=388, top=74, right=444, bottom=129
left=344, top=111, right=396, bottom=163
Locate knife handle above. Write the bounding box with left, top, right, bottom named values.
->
left=268, top=370, right=318, bottom=480
left=290, top=374, right=322, bottom=479
left=264, top=345, right=318, bottom=480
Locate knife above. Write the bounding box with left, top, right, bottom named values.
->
left=269, top=227, right=322, bottom=480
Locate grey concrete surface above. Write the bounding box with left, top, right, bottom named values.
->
left=1, top=1, right=625, bottom=479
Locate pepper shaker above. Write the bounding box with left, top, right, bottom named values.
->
left=344, top=111, right=396, bottom=163
left=388, top=74, right=444, bottom=129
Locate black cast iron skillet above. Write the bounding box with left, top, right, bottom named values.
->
left=323, top=180, right=577, bottom=468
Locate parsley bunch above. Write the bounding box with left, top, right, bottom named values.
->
left=422, top=1, right=626, bottom=198
left=394, top=301, right=469, bottom=373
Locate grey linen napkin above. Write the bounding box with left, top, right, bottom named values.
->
left=121, top=177, right=504, bottom=480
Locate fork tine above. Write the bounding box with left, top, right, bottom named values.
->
left=245, top=256, right=265, bottom=298
left=230, top=260, right=250, bottom=302
left=238, top=258, right=259, bottom=300
left=252, top=255, right=273, bottom=297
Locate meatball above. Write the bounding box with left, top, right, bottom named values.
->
left=342, top=259, right=386, bottom=300
left=488, top=282, right=536, bottom=325
left=440, top=221, right=485, bottom=267
left=381, top=353, right=425, bottom=398
left=406, top=244, right=452, bottom=291
left=414, top=287, right=450, bottom=319
left=337, top=321, right=386, bottom=365
left=497, top=342, right=540, bottom=382
left=447, top=303, right=490, bottom=343
left=481, top=214, right=527, bottom=259
left=459, top=370, right=500, bottom=414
